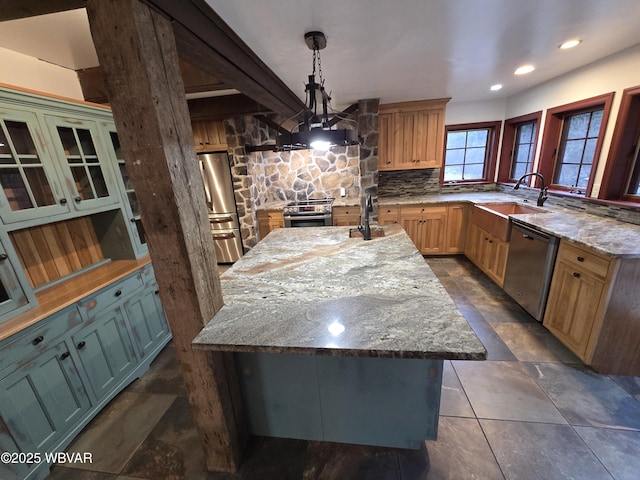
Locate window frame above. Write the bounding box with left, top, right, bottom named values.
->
left=441, top=121, right=501, bottom=184
left=599, top=85, right=640, bottom=205
left=497, top=111, right=542, bottom=183
left=537, top=93, right=614, bottom=196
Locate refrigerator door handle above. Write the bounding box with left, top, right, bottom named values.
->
left=210, top=216, right=234, bottom=224
left=212, top=232, right=236, bottom=240
left=200, top=161, right=213, bottom=210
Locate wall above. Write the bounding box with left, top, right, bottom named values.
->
left=0, top=47, right=83, bottom=99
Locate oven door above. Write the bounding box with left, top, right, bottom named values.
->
left=284, top=214, right=333, bottom=228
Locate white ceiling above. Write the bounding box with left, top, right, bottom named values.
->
left=1, top=1, right=640, bottom=110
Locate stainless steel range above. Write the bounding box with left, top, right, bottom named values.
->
left=283, top=198, right=334, bottom=228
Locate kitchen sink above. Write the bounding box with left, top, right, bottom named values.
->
left=472, top=202, right=549, bottom=242
left=349, top=227, right=385, bottom=238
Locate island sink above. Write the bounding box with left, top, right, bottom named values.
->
left=349, top=227, right=385, bottom=238
left=473, top=202, right=549, bottom=241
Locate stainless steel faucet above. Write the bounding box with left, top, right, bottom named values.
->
left=358, top=194, right=373, bottom=240
left=514, top=172, right=548, bottom=207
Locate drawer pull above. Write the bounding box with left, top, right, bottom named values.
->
left=32, top=335, right=44, bottom=345
left=154, top=289, right=159, bottom=295
left=59, top=198, right=67, bottom=205
left=0, top=253, right=7, bottom=261
left=577, top=256, right=585, bottom=262
left=77, top=341, right=86, bottom=350
left=74, top=196, right=82, bottom=203
left=60, top=352, right=70, bottom=360
left=573, top=272, right=581, bottom=278
left=114, top=290, right=122, bottom=297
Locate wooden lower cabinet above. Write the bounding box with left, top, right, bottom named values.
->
left=0, top=266, right=171, bottom=480
left=384, top=204, right=466, bottom=255
left=332, top=206, right=361, bottom=226
left=257, top=210, right=284, bottom=240
left=465, top=222, right=509, bottom=287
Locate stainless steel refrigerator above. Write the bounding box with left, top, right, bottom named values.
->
left=198, top=152, right=244, bottom=263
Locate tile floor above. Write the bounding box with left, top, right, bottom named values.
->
left=47, top=256, right=640, bottom=480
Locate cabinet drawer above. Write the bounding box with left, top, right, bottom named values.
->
left=558, top=243, right=611, bottom=279
left=0, top=305, right=82, bottom=374
left=401, top=206, right=447, bottom=215
left=379, top=206, right=399, bottom=216
left=80, top=272, right=144, bottom=317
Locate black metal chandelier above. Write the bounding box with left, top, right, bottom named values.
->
left=276, top=31, right=358, bottom=151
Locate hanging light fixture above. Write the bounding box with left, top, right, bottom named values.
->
left=276, top=31, right=358, bottom=151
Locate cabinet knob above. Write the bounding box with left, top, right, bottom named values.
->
left=60, top=352, right=71, bottom=360
left=77, top=341, right=86, bottom=350
left=114, top=290, right=122, bottom=297
left=577, top=256, right=584, bottom=262
left=32, top=335, right=44, bottom=345
left=0, top=254, right=7, bottom=261
left=489, top=240, right=493, bottom=243
left=130, top=218, right=136, bottom=223
left=154, top=289, right=159, bottom=295
left=59, top=198, right=67, bottom=205
left=573, top=272, right=581, bottom=278
left=74, top=196, right=82, bottom=203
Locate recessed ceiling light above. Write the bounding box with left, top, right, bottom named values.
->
left=560, top=39, right=582, bottom=50
left=514, top=65, right=535, bottom=75
left=490, top=84, right=503, bottom=91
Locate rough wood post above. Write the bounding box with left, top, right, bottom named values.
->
left=85, top=0, right=246, bottom=472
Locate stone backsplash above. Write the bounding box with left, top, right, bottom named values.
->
left=379, top=169, right=497, bottom=197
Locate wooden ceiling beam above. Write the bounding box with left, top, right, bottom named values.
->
left=145, top=0, right=306, bottom=118
left=0, top=0, right=87, bottom=21
left=188, top=95, right=271, bottom=121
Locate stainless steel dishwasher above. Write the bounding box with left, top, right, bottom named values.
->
left=503, top=221, right=559, bottom=322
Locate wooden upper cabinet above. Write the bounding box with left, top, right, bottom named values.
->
left=378, top=99, right=449, bottom=171
left=192, top=120, right=227, bottom=152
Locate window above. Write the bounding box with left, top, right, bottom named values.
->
left=442, top=122, right=500, bottom=183
left=497, top=111, right=542, bottom=183
left=537, top=93, right=613, bottom=195
left=554, top=109, right=603, bottom=189
left=599, top=85, right=640, bottom=204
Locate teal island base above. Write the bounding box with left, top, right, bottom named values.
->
left=234, top=352, right=443, bottom=449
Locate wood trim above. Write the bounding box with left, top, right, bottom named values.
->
left=379, top=98, right=451, bottom=114
left=0, top=0, right=86, bottom=21
left=538, top=92, right=615, bottom=195
left=599, top=85, right=640, bottom=200
left=0, top=82, right=111, bottom=111
left=497, top=111, right=542, bottom=182
left=188, top=95, right=271, bottom=121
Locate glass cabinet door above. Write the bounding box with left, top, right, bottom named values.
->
left=103, top=125, right=147, bottom=252
left=45, top=115, right=118, bottom=211
left=0, top=239, right=29, bottom=320
left=0, top=108, right=70, bottom=223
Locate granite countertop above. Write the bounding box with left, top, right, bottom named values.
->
left=380, top=192, right=640, bottom=258
left=192, top=224, right=486, bottom=360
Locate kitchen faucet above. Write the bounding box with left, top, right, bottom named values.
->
left=514, top=172, right=548, bottom=207
left=358, top=194, right=373, bottom=240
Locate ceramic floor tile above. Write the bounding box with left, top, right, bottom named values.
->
left=120, top=396, right=208, bottom=480
left=474, top=302, right=536, bottom=324
left=127, top=344, right=187, bottom=396
left=524, top=362, right=640, bottom=430
left=302, top=442, right=401, bottom=480
left=453, top=360, right=567, bottom=423
left=48, top=467, right=119, bottom=479
left=439, top=361, right=474, bottom=417
left=63, top=392, right=176, bottom=474
left=480, top=419, right=613, bottom=480
left=413, top=417, right=505, bottom=480
left=463, top=316, right=518, bottom=362
left=574, top=426, right=640, bottom=480
left=610, top=375, right=640, bottom=402
left=204, top=436, right=307, bottom=480
left=492, top=322, right=581, bottom=363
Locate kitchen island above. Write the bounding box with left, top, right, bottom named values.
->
left=193, top=224, right=485, bottom=448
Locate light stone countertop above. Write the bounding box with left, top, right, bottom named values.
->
left=192, top=224, right=487, bottom=360
left=380, top=192, right=640, bottom=258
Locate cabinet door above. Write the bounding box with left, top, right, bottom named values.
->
left=0, top=239, right=29, bottom=319
left=0, top=340, right=90, bottom=454
left=400, top=214, right=425, bottom=252
left=0, top=108, right=69, bottom=223
left=417, top=109, right=444, bottom=169
left=378, top=206, right=399, bottom=225
left=464, top=222, right=482, bottom=264
left=444, top=204, right=467, bottom=253
left=544, top=261, right=604, bottom=359
left=420, top=209, right=447, bottom=254
left=332, top=207, right=360, bottom=226
left=396, top=111, right=422, bottom=169
left=45, top=115, right=118, bottom=211
left=484, top=236, right=509, bottom=287
left=73, top=306, right=137, bottom=401
left=193, top=120, right=227, bottom=152
left=377, top=113, right=396, bottom=170
left=124, top=285, right=170, bottom=359
left=102, top=124, right=147, bottom=253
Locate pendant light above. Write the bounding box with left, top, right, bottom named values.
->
left=276, top=31, right=358, bottom=151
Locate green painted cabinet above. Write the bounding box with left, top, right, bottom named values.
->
left=0, top=238, right=30, bottom=320
left=124, top=283, right=169, bottom=360
left=72, top=306, right=137, bottom=402
left=0, top=339, right=90, bottom=454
